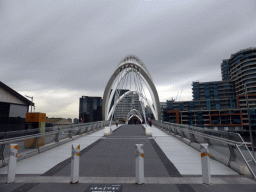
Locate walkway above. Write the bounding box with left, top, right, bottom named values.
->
left=0, top=125, right=256, bottom=192
left=146, top=124, right=238, bottom=175
left=0, top=125, right=120, bottom=174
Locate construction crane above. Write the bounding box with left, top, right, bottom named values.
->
left=175, top=89, right=183, bottom=101
left=179, top=89, right=183, bottom=101
left=175, top=92, right=179, bottom=101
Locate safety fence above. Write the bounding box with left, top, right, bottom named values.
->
left=0, top=121, right=109, bottom=167
left=153, top=120, right=256, bottom=179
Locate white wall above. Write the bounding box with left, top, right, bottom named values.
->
left=0, top=86, right=27, bottom=105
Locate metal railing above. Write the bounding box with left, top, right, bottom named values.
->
left=0, top=121, right=109, bottom=165
left=153, top=120, right=256, bottom=178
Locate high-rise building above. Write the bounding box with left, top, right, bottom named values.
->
left=79, top=96, right=102, bottom=123
left=73, top=118, right=79, bottom=124
left=113, top=91, right=143, bottom=120
left=145, top=105, right=152, bottom=119
left=110, top=89, right=129, bottom=110
left=163, top=47, right=256, bottom=132
left=192, top=81, right=236, bottom=110
left=224, top=48, right=256, bottom=96
left=221, top=59, right=229, bottom=81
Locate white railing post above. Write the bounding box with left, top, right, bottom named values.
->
left=200, top=144, right=211, bottom=184
left=7, top=144, right=18, bottom=183
left=70, top=144, right=80, bottom=184
left=135, top=144, right=144, bottom=184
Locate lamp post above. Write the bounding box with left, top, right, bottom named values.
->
left=25, top=95, right=33, bottom=113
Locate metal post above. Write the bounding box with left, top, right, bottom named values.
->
left=68, top=131, right=72, bottom=138
left=203, top=137, right=211, bottom=145
left=174, top=128, right=178, bottom=135
left=227, top=134, right=236, bottom=166
left=71, top=144, right=80, bottom=184
left=189, top=132, right=197, bottom=143
left=55, top=133, right=59, bottom=143
left=245, top=84, right=255, bottom=160
left=135, top=144, right=144, bottom=185
left=7, top=144, right=18, bottom=183
left=0, top=144, right=5, bottom=161
left=77, top=129, right=81, bottom=135
left=31, top=96, right=33, bottom=112
left=228, top=145, right=236, bottom=166
left=34, top=137, right=40, bottom=149
left=180, top=129, right=185, bottom=138
left=200, top=144, right=211, bottom=184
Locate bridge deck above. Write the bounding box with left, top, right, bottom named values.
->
left=0, top=125, right=255, bottom=192
left=47, top=125, right=176, bottom=177
left=148, top=125, right=238, bottom=176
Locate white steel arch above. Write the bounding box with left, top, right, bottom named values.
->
left=126, top=109, right=143, bottom=124
left=127, top=114, right=143, bottom=124
left=107, top=90, right=156, bottom=120
left=102, top=55, right=161, bottom=121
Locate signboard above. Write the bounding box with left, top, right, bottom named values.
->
left=85, top=184, right=122, bottom=192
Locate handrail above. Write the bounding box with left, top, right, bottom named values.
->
left=0, top=121, right=109, bottom=163
left=0, top=122, right=105, bottom=144
left=236, top=144, right=256, bottom=179
left=154, top=120, right=245, bottom=143
left=0, top=121, right=108, bottom=142
left=0, top=121, right=105, bottom=134
left=0, top=131, right=63, bottom=145
left=184, top=129, right=249, bottom=146
left=153, top=120, right=256, bottom=178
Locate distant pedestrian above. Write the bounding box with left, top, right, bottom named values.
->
left=116, top=120, right=118, bottom=127
left=149, top=118, right=152, bottom=127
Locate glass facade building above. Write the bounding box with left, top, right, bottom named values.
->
left=227, top=48, right=256, bottom=96
left=79, top=96, right=102, bottom=123
left=163, top=47, right=256, bottom=131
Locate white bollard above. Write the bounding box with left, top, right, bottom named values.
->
left=200, top=144, right=211, bottom=184
left=145, top=126, right=152, bottom=136
left=104, top=126, right=112, bottom=136
left=135, top=144, right=144, bottom=185
left=7, top=144, right=18, bottom=183
left=70, top=144, right=80, bottom=184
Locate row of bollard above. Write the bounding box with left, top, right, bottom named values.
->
left=7, top=143, right=211, bottom=184
left=6, top=143, right=82, bottom=184
left=71, top=144, right=145, bottom=184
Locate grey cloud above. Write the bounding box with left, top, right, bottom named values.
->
left=1, top=0, right=256, bottom=118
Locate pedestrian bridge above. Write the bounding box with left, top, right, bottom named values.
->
left=1, top=55, right=256, bottom=191
left=0, top=124, right=238, bottom=176
left=0, top=122, right=256, bottom=192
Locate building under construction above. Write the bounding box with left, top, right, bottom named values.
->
left=163, top=47, right=256, bottom=132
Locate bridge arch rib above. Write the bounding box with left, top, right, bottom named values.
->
left=102, top=55, right=161, bottom=121
left=126, top=109, right=143, bottom=124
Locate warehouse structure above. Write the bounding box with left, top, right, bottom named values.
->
left=0, top=81, right=34, bottom=132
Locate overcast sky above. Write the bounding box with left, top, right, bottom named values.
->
left=1, top=0, right=256, bottom=119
